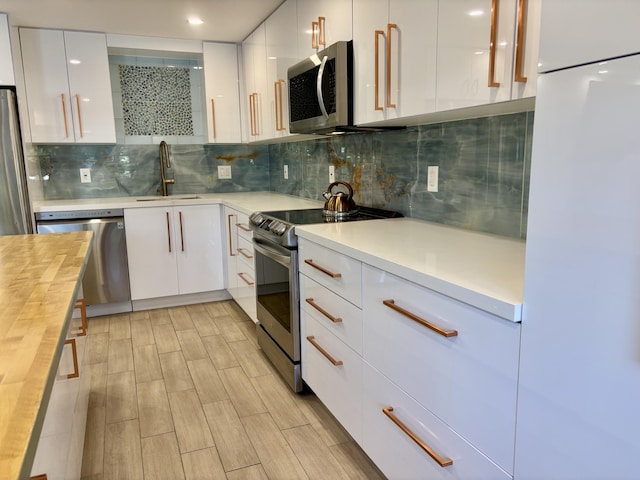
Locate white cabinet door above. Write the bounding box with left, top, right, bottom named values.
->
left=20, top=28, right=116, bottom=143
left=125, top=207, right=179, bottom=300
left=297, top=0, right=353, bottom=58
left=265, top=0, right=298, bottom=139
left=242, top=24, right=271, bottom=142
left=537, top=0, right=640, bottom=72
left=353, top=0, right=438, bottom=124
left=174, top=204, right=224, bottom=295
left=203, top=42, right=242, bottom=143
left=0, top=14, right=15, bottom=86
left=64, top=31, right=116, bottom=143
left=436, top=0, right=516, bottom=111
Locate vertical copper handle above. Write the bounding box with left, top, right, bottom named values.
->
left=383, top=299, right=458, bottom=337
left=306, top=336, right=343, bottom=366
left=210, top=98, right=217, bottom=139
left=75, top=94, right=84, bottom=138
left=166, top=211, right=172, bottom=253
left=374, top=30, right=384, bottom=111
left=249, top=94, right=255, bottom=136
left=311, top=21, right=319, bottom=49
left=305, top=298, right=342, bottom=323
left=58, top=338, right=79, bottom=380
left=73, top=298, right=88, bottom=336
left=227, top=214, right=237, bottom=256
left=304, top=259, right=342, bottom=278
left=237, top=272, right=254, bottom=285
left=386, top=24, right=398, bottom=108
left=274, top=80, right=285, bottom=131
left=318, top=16, right=326, bottom=46
left=382, top=407, right=453, bottom=467
left=514, top=0, right=528, bottom=83
left=179, top=211, right=185, bottom=252
left=488, top=0, right=501, bottom=87
left=61, top=93, right=69, bottom=138
left=254, top=92, right=261, bottom=135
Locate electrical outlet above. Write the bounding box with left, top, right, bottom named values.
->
left=329, top=165, right=335, bottom=183
left=284, top=164, right=289, bottom=179
left=80, top=168, right=91, bottom=183
left=218, top=165, right=232, bottom=179
left=427, top=166, right=439, bottom=192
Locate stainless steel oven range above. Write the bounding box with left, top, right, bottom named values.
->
left=249, top=206, right=402, bottom=392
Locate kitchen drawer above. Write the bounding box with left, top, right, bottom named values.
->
left=301, top=311, right=362, bottom=444
left=300, top=273, right=363, bottom=355
left=237, top=235, right=255, bottom=271
left=363, top=264, right=520, bottom=474
left=236, top=211, right=253, bottom=241
left=362, top=362, right=511, bottom=480
left=298, top=238, right=362, bottom=307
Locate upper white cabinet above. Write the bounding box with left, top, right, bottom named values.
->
left=20, top=28, right=116, bottom=143
left=537, top=0, right=640, bottom=72
left=265, top=0, right=298, bottom=139
left=0, top=14, right=15, bottom=85
left=353, top=0, right=438, bottom=124
left=202, top=42, right=242, bottom=143
left=297, top=0, right=352, bottom=58
left=242, top=24, right=272, bottom=142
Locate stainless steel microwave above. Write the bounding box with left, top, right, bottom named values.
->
left=288, top=41, right=353, bottom=134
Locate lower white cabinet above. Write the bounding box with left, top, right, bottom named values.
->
left=125, top=204, right=224, bottom=300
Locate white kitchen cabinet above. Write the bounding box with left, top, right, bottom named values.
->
left=242, top=24, right=272, bottom=142
left=125, top=204, right=224, bottom=301
left=0, top=14, right=15, bottom=86
left=20, top=28, right=116, bottom=143
left=203, top=42, right=242, bottom=143
left=265, top=0, right=298, bottom=139
left=537, top=0, right=640, bottom=72
left=353, top=0, right=438, bottom=124
left=296, top=0, right=352, bottom=58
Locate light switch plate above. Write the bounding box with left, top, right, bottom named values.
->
left=427, top=165, right=439, bottom=192
left=218, top=165, right=232, bottom=179
left=284, top=164, right=289, bottom=179
left=80, top=168, right=91, bottom=183
left=329, top=165, right=335, bottom=183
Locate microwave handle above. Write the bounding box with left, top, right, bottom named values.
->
left=316, top=55, right=330, bottom=119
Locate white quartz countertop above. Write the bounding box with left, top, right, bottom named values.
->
left=32, top=192, right=323, bottom=216
left=295, top=218, right=525, bottom=322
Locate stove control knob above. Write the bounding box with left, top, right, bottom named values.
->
left=251, top=214, right=264, bottom=225
left=275, top=223, right=287, bottom=235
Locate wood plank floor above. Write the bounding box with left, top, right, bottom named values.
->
left=81, top=300, right=385, bottom=480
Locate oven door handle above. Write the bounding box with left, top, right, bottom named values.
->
left=253, top=239, right=292, bottom=268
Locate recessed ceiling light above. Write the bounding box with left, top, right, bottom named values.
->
left=187, top=17, right=204, bottom=25
left=468, top=10, right=484, bottom=16
left=598, top=70, right=609, bottom=74
left=69, top=59, right=81, bottom=64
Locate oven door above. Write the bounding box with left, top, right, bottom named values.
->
left=253, top=239, right=300, bottom=362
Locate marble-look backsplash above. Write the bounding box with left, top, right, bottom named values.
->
left=32, top=111, right=532, bottom=238
left=270, top=112, right=533, bottom=238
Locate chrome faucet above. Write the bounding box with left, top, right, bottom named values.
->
left=158, top=141, right=175, bottom=196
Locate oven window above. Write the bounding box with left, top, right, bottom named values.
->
left=256, top=253, right=291, bottom=333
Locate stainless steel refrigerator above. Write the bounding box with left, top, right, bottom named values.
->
left=0, top=87, right=32, bottom=235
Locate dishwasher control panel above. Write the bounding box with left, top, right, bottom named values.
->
left=35, top=209, right=124, bottom=221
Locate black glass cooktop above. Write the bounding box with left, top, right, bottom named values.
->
left=262, top=206, right=403, bottom=225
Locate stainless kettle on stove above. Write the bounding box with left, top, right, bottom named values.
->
left=322, top=181, right=357, bottom=217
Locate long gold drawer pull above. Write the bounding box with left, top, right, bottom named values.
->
left=383, top=299, right=458, bottom=337
left=386, top=23, right=398, bottom=108
left=166, top=211, right=172, bottom=253
left=210, top=98, right=217, bottom=139
left=311, top=20, right=319, bottom=49
left=72, top=298, right=88, bottom=336
left=58, top=338, right=79, bottom=380
left=179, top=211, right=185, bottom=252
left=227, top=214, right=236, bottom=256
left=237, top=247, right=253, bottom=259
left=304, top=259, right=342, bottom=278
left=237, top=223, right=251, bottom=232
left=514, top=0, right=528, bottom=83
left=237, top=272, right=254, bottom=285
left=305, top=298, right=342, bottom=323
left=75, top=94, right=84, bottom=138
left=306, top=336, right=343, bottom=366
left=61, top=93, right=69, bottom=138
left=374, top=29, right=384, bottom=111
left=488, top=0, right=501, bottom=87
left=383, top=406, right=453, bottom=467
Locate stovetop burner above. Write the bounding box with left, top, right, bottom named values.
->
left=249, top=206, right=402, bottom=248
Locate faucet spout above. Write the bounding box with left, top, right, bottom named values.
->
left=159, top=141, right=174, bottom=196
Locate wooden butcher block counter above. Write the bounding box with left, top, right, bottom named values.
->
left=0, top=231, right=93, bottom=480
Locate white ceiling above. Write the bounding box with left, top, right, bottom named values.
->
left=0, top=0, right=285, bottom=43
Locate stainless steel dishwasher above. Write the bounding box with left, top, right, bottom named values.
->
left=35, top=208, right=132, bottom=315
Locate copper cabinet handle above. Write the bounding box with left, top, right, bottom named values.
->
left=383, top=299, right=458, bottom=337
left=374, top=30, right=384, bottom=111
left=237, top=247, right=253, bottom=259
left=237, top=272, right=254, bottom=285
left=382, top=406, right=453, bottom=467
left=227, top=214, right=237, bottom=256
left=318, top=16, right=326, bottom=46
left=166, top=211, right=172, bottom=253
left=306, top=336, right=343, bottom=366
left=305, top=298, right=342, bottom=323
left=252, top=93, right=261, bottom=135
left=386, top=24, right=398, bottom=108
left=304, top=259, right=342, bottom=278
left=210, top=98, right=217, bottom=139
left=311, top=20, right=319, bottom=49
left=72, top=298, right=88, bottom=337
left=488, top=0, right=501, bottom=87
left=514, top=0, right=528, bottom=83
left=75, top=94, right=84, bottom=137
left=179, top=211, right=185, bottom=252
left=237, top=223, right=251, bottom=232
left=249, top=93, right=256, bottom=136
left=58, top=338, right=79, bottom=380
left=61, top=93, right=69, bottom=138
left=274, top=80, right=285, bottom=131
